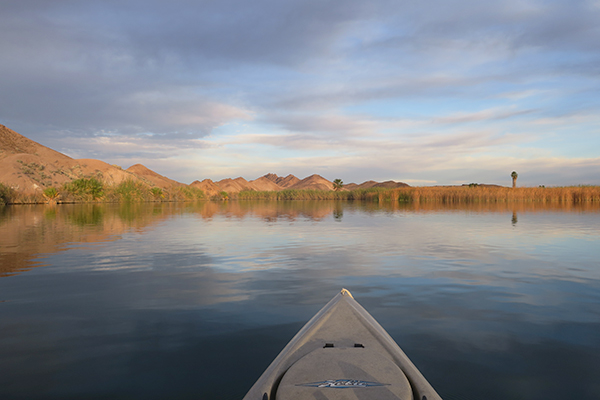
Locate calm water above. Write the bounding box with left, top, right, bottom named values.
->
left=1, top=201, right=599, bottom=400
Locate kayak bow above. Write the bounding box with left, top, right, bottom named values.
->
left=243, top=288, right=442, bottom=400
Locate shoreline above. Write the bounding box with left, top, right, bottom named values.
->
left=2, top=185, right=599, bottom=205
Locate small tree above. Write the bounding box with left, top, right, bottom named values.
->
left=150, top=187, right=164, bottom=200
left=511, top=171, right=518, bottom=188
left=0, top=183, right=16, bottom=205
left=65, top=177, right=105, bottom=200
left=43, top=187, right=60, bottom=204
left=333, top=178, right=344, bottom=191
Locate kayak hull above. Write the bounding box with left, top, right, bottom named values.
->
left=243, top=289, right=442, bottom=400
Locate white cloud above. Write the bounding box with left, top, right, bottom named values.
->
left=1, top=0, right=599, bottom=186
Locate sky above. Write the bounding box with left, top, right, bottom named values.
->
left=1, top=0, right=599, bottom=186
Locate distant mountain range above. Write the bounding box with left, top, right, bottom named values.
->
left=0, top=124, right=409, bottom=194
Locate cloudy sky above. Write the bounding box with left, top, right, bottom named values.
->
left=1, top=0, right=599, bottom=186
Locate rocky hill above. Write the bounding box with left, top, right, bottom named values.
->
left=216, top=177, right=255, bottom=193
left=263, top=173, right=300, bottom=188
left=249, top=176, right=284, bottom=191
left=287, top=174, right=334, bottom=191
left=0, top=124, right=179, bottom=194
left=344, top=180, right=410, bottom=190
left=1, top=124, right=411, bottom=196
left=190, top=179, right=222, bottom=197
left=126, top=164, right=184, bottom=189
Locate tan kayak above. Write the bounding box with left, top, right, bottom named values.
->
left=243, top=288, right=443, bottom=400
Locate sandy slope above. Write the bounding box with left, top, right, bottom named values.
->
left=248, top=176, right=283, bottom=191
left=190, top=179, right=221, bottom=197
left=288, top=174, right=334, bottom=191
left=1, top=124, right=411, bottom=195
left=263, top=173, right=300, bottom=188
left=0, top=125, right=179, bottom=193
left=216, top=177, right=256, bottom=193
left=345, top=180, right=410, bottom=190
left=0, top=124, right=72, bottom=162
left=126, top=164, right=183, bottom=189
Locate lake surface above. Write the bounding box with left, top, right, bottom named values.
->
left=1, top=201, right=599, bottom=400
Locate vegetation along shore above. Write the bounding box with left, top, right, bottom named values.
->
left=2, top=180, right=599, bottom=206
left=1, top=124, right=598, bottom=205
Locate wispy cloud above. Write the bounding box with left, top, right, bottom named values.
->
left=0, top=0, right=599, bottom=185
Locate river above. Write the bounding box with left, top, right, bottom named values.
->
left=1, top=201, right=599, bottom=399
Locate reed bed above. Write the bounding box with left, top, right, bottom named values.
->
left=236, top=188, right=389, bottom=201
left=3, top=180, right=599, bottom=205
left=1, top=179, right=206, bottom=204
left=387, top=186, right=600, bottom=204
left=236, top=185, right=600, bottom=204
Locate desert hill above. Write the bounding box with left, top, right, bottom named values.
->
left=0, top=124, right=72, bottom=162
left=190, top=179, right=221, bottom=197
left=126, top=164, right=183, bottom=189
left=1, top=125, right=412, bottom=196
left=288, top=174, right=334, bottom=191
left=249, top=176, right=284, bottom=191
left=216, top=177, right=256, bottom=193
left=0, top=124, right=178, bottom=193
left=263, top=173, right=300, bottom=188
left=344, top=180, right=410, bottom=190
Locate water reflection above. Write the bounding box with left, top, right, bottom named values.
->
left=2, top=201, right=599, bottom=278
left=0, top=201, right=599, bottom=400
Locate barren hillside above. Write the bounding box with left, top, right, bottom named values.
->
left=263, top=173, right=300, bottom=188
left=190, top=179, right=221, bottom=197
left=216, top=177, right=254, bottom=193
left=0, top=125, right=171, bottom=193
left=1, top=124, right=413, bottom=196
left=249, top=176, right=283, bottom=191
left=126, top=164, right=183, bottom=189
left=349, top=180, right=410, bottom=190
left=288, top=174, right=333, bottom=191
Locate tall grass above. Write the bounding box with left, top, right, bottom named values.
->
left=386, top=186, right=600, bottom=204
left=110, top=179, right=149, bottom=202
left=0, top=183, right=17, bottom=206
left=2, top=180, right=599, bottom=205
left=63, top=177, right=105, bottom=201
left=235, top=185, right=600, bottom=203
left=169, top=186, right=205, bottom=202
left=0, top=183, right=43, bottom=204
left=236, top=188, right=388, bottom=201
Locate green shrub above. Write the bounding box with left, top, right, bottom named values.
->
left=63, top=177, right=105, bottom=200
left=0, top=183, right=16, bottom=205
left=150, top=187, right=164, bottom=199
left=43, top=187, right=59, bottom=200
left=236, top=188, right=387, bottom=201
left=172, top=186, right=205, bottom=201
left=113, top=179, right=148, bottom=202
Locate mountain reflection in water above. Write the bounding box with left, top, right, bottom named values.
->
left=0, top=201, right=599, bottom=400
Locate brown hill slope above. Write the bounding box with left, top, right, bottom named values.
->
left=375, top=180, right=409, bottom=188
left=0, top=125, right=149, bottom=193
left=126, top=164, right=183, bottom=189
left=289, top=174, right=333, bottom=191
left=190, top=179, right=221, bottom=197
left=263, top=173, right=300, bottom=188
left=249, top=176, right=284, bottom=191
left=357, top=180, right=409, bottom=189
left=216, top=177, right=255, bottom=193
left=0, top=124, right=72, bottom=162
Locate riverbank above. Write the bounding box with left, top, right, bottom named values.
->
left=2, top=181, right=599, bottom=205
left=237, top=185, right=600, bottom=203
left=0, top=178, right=206, bottom=205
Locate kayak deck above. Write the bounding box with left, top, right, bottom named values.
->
left=243, top=289, right=442, bottom=400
